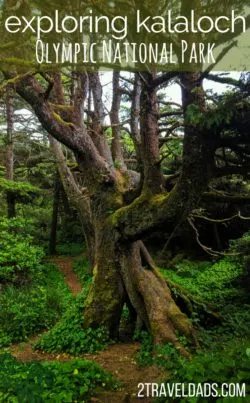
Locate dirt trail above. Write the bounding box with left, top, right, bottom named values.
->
left=10, top=255, right=165, bottom=403
left=86, top=343, right=164, bottom=403
left=51, top=256, right=82, bottom=295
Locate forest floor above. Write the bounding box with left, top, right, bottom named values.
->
left=9, top=256, right=165, bottom=403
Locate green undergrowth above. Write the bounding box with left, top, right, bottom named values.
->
left=158, top=339, right=250, bottom=403
left=56, top=242, right=85, bottom=257
left=0, top=217, right=72, bottom=348
left=136, top=332, right=250, bottom=402
left=0, top=352, right=120, bottom=403
left=73, top=256, right=92, bottom=285
left=161, top=257, right=244, bottom=306
left=136, top=250, right=250, bottom=402
left=0, top=263, right=71, bottom=348
left=0, top=217, right=44, bottom=283
left=35, top=287, right=110, bottom=355
left=35, top=255, right=110, bottom=355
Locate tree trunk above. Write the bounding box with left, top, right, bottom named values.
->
left=84, top=225, right=125, bottom=338
left=118, top=241, right=197, bottom=356
left=6, top=90, right=15, bottom=218
left=49, top=171, right=60, bottom=255
left=83, top=223, right=197, bottom=355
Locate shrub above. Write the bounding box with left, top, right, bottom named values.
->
left=136, top=336, right=250, bottom=402
left=230, top=231, right=250, bottom=285
left=156, top=340, right=250, bottom=402
left=73, top=256, right=92, bottom=285
left=57, top=243, right=84, bottom=256
left=161, top=257, right=243, bottom=304
left=134, top=331, right=154, bottom=367
left=35, top=288, right=110, bottom=355
left=0, top=217, right=44, bottom=283
left=0, top=264, right=71, bottom=347
left=0, top=353, right=119, bottom=402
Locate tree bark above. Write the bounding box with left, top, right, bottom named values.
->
left=140, top=73, right=163, bottom=194
left=49, top=171, right=60, bottom=255
left=110, top=71, right=125, bottom=169
left=49, top=136, right=96, bottom=267
left=6, top=89, right=15, bottom=218
left=84, top=225, right=125, bottom=338
left=84, top=228, right=196, bottom=355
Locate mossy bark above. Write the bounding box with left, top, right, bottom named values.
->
left=83, top=225, right=197, bottom=355
left=83, top=226, right=125, bottom=338
left=118, top=241, right=197, bottom=356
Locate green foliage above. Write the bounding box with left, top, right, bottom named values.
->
left=121, top=131, right=135, bottom=154
left=230, top=230, right=250, bottom=275
left=35, top=288, right=110, bottom=355
left=0, top=179, right=38, bottom=195
left=136, top=334, right=250, bottom=402
left=186, top=104, right=203, bottom=125
left=161, top=257, right=243, bottom=304
left=0, top=178, right=40, bottom=202
left=161, top=138, right=183, bottom=175
left=0, top=353, right=119, bottom=403
left=156, top=340, right=250, bottom=403
left=134, top=331, right=154, bottom=367
left=19, top=203, right=53, bottom=249
left=204, top=91, right=245, bottom=130
left=0, top=217, right=44, bottom=283
left=73, top=256, right=92, bottom=285
left=206, top=303, right=250, bottom=342
left=56, top=243, right=84, bottom=257
left=138, top=243, right=250, bottom=402
left=0, top=264, right=71, bottom=347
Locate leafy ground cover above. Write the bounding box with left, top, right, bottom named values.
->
left=0, top=353, right=120, bottom=403
left=135, top=249, right=250, bottom=402
left=0, top=262, right=71, bottom=348
left=35, top=257, right=110, bottom=355
left=1, top=215, right=249, bottom=402
left=34, top=289, right=110, bottom=355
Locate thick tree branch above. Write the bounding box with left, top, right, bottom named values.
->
left=12, top=73, right=115, bottom=185
left=202, top=191, right=250, bottom=204
left=152, top=72, right=178, bottom=88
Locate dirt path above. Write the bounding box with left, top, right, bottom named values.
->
left=9, top=255, right=165, bottom=403
left=86, top=343, right=165, bottom=403
left=51, top=256, right=82, bottom=295
left=11, top=340, right=164, bottom=402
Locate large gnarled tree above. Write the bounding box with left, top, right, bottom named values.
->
left=2, top=0, right=250, bottom=356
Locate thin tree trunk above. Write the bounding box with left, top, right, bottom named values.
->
left=110, top=71, right=125, bottom=169
left=6, top=90, right=15, bottom=218
left=49, top=171, right=60, bottom=255
left=49, top=136, right=96, bottom=267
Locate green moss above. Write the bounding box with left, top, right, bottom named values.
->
left=50, top=103, right=73, bottom=111
left=149, top=193, right=168, bottom=205
left=51, top=111, right=75, bottom=128
left=110, top=191, right=168, bottom=228
left=106, top=191, right=123, bottom=210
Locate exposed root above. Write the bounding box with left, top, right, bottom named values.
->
left=140, top=241, right=221, bottom=326
left=166, top=278, right=221, bottom=326
left=119, top=241, right=198, bottom=357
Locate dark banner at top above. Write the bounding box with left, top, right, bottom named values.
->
left=0, top=0, right=249, bottom=71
